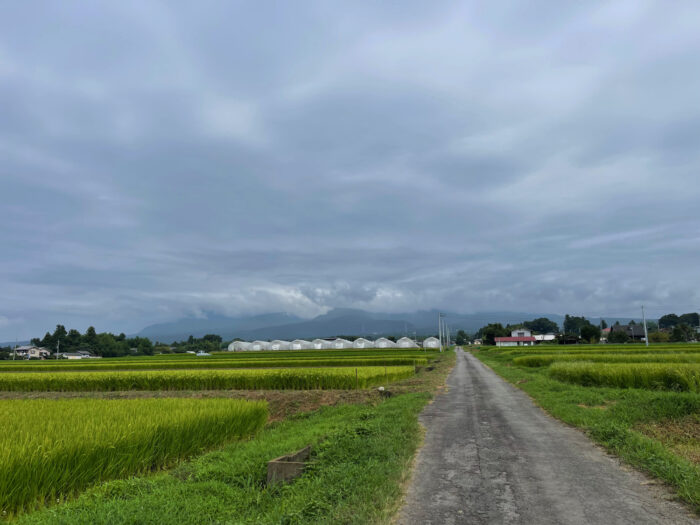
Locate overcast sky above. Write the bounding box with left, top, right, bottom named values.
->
left=2, top=1, right=700, bottom=339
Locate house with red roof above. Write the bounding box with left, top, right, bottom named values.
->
left=495, top=329, right=537, bottom=347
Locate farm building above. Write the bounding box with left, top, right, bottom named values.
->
left=331, top=338, right=353, bottom=349
left=291, top=339, right=312, bottom=350
left=270, top=340, right=291, bottom=351
left=250, top=340, right=271, bottom=351
left=375, top=337, right=397, bottom=348
left=495, top=330, right=536, bottom=347
left=422, top=337, right=440, bottom=348
left=612, top=324, right=646, bottom=341
left=227, top=341, right=251, bottom=351
left=352, top=338, right=373, bottom=349
left=396, top=337, right=418, bottom=348
left=312, top=339, right=332, bottom=349
left=533, top=334, right=556, bottom=343
left=14, top=346, right=52, bottom=359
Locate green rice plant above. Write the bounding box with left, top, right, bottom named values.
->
left=0, top=366, right=415, bottom=392
left=0, top=398, right=267, bottom=516
left=514, top=353, right=700, bottom=368
left=548, top=362, right=700, bottom=392
left=0, top=356, right=427, bottom=373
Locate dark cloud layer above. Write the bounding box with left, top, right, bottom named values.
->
left=2, top=1, right=700, bottom=339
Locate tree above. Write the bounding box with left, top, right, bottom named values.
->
left=659, top=314, right=680, bottom=329
left=580, top=324, right=602, bottom=343
left=600, top=319, right=608, bottom=329
left=84, top=326, right=98, bottom=348
left=479, top=323, right=509, bottom=346
left=455, top=330, right=468, bottom=345
left=679, top=313, right=700, bottom=327
left=52, top=325, right=67, bottom=348
left=524, top=317, right=559, bottom=334
left=608, top=330, right=630, bottom=343
left=648, top=332, right=670, bottom=343
left=671, top=325, right=688, bottom=342
left=563, top=315, right=591, bottom=335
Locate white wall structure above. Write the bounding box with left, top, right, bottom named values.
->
left=511, top=329, right=532, bottom=338
left=269, top=340, right=291, bottom=351
left=331, top=338, right=353, bottom=349
left=533, top=334, right=556, bottom=342
left=291, top=339, right=312, bottom=350
left=228, top=341, right=251, bottom=351
left=375, top=337, right=397, bottom=348
left=396, top=337, right=418, bottom=348
left=352, top=337, right=373, bottom=349
left=423, top=337, right=440, bottom=348
left=312, top=339, right=331, bottom=349
left=250, top=340, right=271, bottom=351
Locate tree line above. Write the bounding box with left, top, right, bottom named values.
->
left=0, top=325, right=226, bottom=359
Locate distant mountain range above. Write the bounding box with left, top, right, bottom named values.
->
left=136, top=308, right=642, bottom=343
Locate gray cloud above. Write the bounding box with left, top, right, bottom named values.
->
left=2, top=1, right=700, bottom=339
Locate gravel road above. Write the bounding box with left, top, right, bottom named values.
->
left=397, top=348, right=698, bottom=525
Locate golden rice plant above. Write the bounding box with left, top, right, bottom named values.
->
left=0, top=366, right=415, bottom=392
left=0, top=398, right=267, bottom=516
left=548, top=362, right=700, bottom=392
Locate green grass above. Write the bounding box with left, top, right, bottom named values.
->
left=0, top=366, right=415, bottom=392
left=549, top=362, right=700, bottom=392
left=0, top=398, right=268, bottom=517
left=471, top=347, right=700, bottom=511
left=14, top=393, right=431, bottom=525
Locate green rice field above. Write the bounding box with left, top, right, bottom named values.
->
left=0, top=365, right=415, bottom=392
left=0, top=398, right=267, bottom=516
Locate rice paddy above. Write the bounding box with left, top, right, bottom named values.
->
left=0, top=398, right=268, bottom=516
left=0, top=346, right=438, bottom=521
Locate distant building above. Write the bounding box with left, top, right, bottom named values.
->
left=422, top=337, right=440, bottom=348
left=612, top=324, right=646, bottom=341
left=331, top=338, right=353, bottom=349
left=14, top=346, right=51, bottom=359
left=269, top=340, right=291, bottom=351
left=312, top=339, right=332, bottom=349
left=291, top=339, right=312, bottom=350
left=352, top=338, right=373, bottom=349
left=250, top=340, right=271, bottom=351
left=228, top=341, right=251, bottom=351
left=533, top=334, right=556, bottom=343
left=495, top=329, right=536, bottom=347
left=396, top=337, right=418, bottom=348
left=375, top=337, right=397, bottom=348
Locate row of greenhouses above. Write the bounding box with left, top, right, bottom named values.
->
left=227, top=337, right=441, bottom=351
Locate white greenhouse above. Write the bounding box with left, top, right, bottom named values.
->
left=228, top=341, right=251, bottom=351
left=331, top=338, right=353, bottom=349
left=270, top=340, right=291, bottom=351
left=396, top=337, right=418, bottom=348
left=312, top=338, right=332, bottom=349
left=291, top=339, right=312, bottom=350
left=375, top=337, right=397, bottom=348
left=250, top=340, right=271, bottom=351
left=352, top=337, right=374, bottom=349
left=422, top=337, right=440, bottom=349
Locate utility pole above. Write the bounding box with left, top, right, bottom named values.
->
left=56, top=339, right=60, bottom=359
left=438, top=312, right=444, bottom=352
left=642, top=305, right=649, bottom=347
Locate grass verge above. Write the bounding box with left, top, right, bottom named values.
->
left=471, top=347, right=700, bottom=512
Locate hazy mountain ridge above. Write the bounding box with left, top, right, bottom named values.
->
left=136, top=309, right=642, bottom=343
